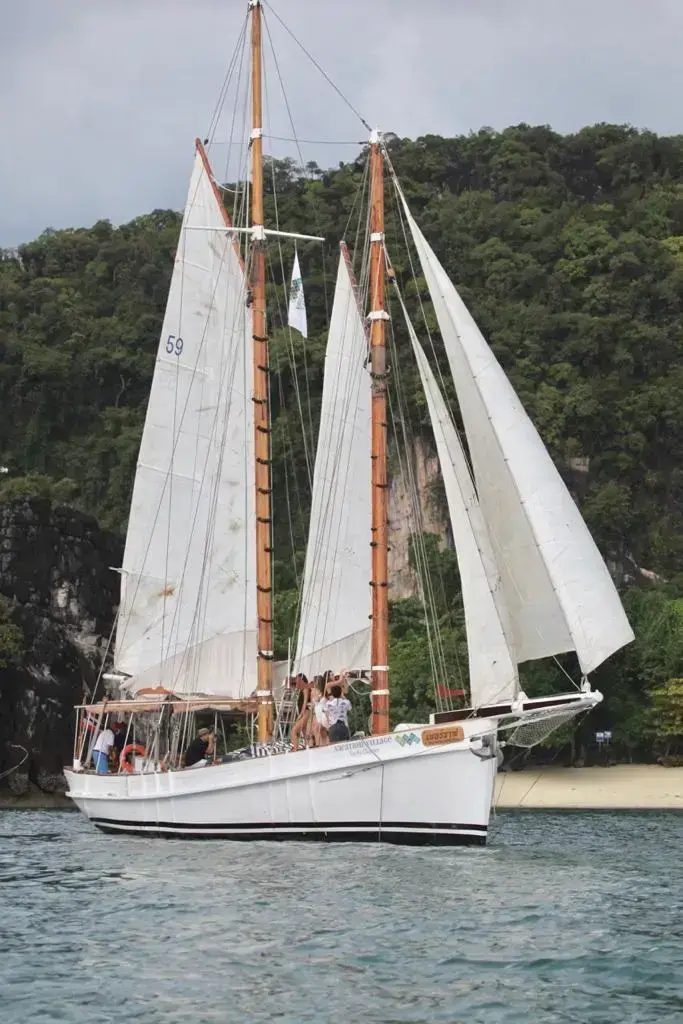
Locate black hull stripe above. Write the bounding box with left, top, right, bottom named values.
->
left=90, top=817, right=487, bottom=833
left=92, top=821, right=486, bottom=846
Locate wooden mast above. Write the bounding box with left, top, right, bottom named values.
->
left=369, top=133, right=390, bottom=735
left=249, top=0, right=273, bottom=744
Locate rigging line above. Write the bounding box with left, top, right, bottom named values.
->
left=221, top=21, right=250, bottom=192
left=342, top=152, right=370, bottom=253
left=293, top=234, right=370, bottom=668
left=115, top=148, right=236, bottom=665
left=387, top=353, right=451, bottom=707
left=128, top=215, right=251, bottom=692
left=306, top=225, right=373, bottom=651
left=263, top=135, right=365, bottom=146
left=0, top=744, right=28, bottom=781
left=385, top=241, right=468, bottom=683
left=263, top=2, right=372, bottom=132
left=88, top=607, right=119, bottom=707
left=204, top=12, right=249, bottom=143
left=263, top=68, right=314, bottom=488
left=383, top=152, right=567, bottom=682
left=385, top=278, right=459, bottom=705
left=386, top=164, right=461, bottom=434
left=263, top=295, right=310, bottom=657
left=551, top=654, right=582, bottom=691
left=266, top=257, right=309, bottom=594
left=293, top=199, right=372, bottom=670
left=299, top=286, right=368, bottom=661
left=278, top=378, right=301, bottom=591
left=262, top=10, right=332, bottom=344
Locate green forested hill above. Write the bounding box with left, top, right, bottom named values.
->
left=1, top=123, right=683, bottom=758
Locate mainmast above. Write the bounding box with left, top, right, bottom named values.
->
left=249, top=0, right=273, bottom=744
left=369, top=133, right=390, bottom=735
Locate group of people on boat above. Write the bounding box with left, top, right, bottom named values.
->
left=288, top=670, right=353, bottom=750
left=91, top=720, right=126, bottom=773
left=83, top=670, right=355, bottom=774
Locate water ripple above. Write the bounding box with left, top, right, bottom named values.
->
left=0, top=809, right=680, bottom=1023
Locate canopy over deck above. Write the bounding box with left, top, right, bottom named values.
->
left=77, top=696, right=260, bottom=716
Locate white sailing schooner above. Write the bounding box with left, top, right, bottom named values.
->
left=64, top=0, right=634, bottom=844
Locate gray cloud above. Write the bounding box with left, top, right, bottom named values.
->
left=2, top=0, right=683, bottom=246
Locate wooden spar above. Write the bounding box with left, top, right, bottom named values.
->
left=250, top=0, right=273, bottom=744
left=369, top=137, right=390, bottom=735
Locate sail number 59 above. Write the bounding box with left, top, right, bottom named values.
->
left=165, top=334, right=184, bottom=356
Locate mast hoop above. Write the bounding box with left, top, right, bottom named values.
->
left=367, top=310, right=390, bottom=322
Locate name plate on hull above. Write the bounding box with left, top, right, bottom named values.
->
left=422, top=725, right=465, bottom=747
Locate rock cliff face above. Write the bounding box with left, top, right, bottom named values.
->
left=0, top=499, right=120, bottom=798
left=388, top=436, right=450, bottom=600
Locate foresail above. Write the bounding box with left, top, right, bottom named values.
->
left=295, top=247, right=371, bottom=679
left=400, top=195, right=634, bottom=675
left=407, top=318, right=518, bottom=705
left=115, top=144, right=256, bottom=697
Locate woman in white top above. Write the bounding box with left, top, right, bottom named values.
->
left=310, top=676, right=329, bottom=747
left=324, top=684, right=352, bottom=743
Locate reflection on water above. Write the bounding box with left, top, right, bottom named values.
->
left=0, top=809, right=681, bottom=1023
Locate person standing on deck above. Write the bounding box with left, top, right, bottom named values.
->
left=92, top=724, right=115, bottom=774
left=324, top=685, right=352, bottom=743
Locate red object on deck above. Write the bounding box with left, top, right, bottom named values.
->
left=436, top=685, right=466, bottom=699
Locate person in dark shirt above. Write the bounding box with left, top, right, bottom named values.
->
left=112, top=721, right=126, bottom=754
left=110, top=721, right=126, bottom=771
left=183, top=727, right=214, bottom=768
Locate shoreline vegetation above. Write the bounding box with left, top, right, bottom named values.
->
left=3, top=126, right=683, bottom=779
left=1, top=765, right=681, bottom=811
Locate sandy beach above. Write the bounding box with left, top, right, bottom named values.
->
left=495, top=764, right=683, bottom=810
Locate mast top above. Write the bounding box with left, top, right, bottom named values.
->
left=369, top=128, right=382, bottom=145
left=249, top=0, right=261, bottom=8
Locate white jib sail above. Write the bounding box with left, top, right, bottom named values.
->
left=115, top=145, right=257, bottom=697
left=403, top=307, right=519, bottom=705
left=287, top=250, right=308, bottom=338
left=400, top=193, right=634, bottom=675
left=295, top=247, right=371, bottom=679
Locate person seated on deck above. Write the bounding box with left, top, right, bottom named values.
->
left=182, top=728, right=215, bottom=768
left=92, top=723, right=116, bottom=774
left=324, top=684, right=352, bottom=743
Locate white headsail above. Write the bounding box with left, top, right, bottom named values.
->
left=115, top=145, right=256, bottom=697
left=399, top=299, right=518, bottom=705
left=295, top=246, right=371, bottom=679
left=398, top=189, right=634, bottom=676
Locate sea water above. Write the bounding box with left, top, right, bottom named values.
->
left=0, top=809, right=680, bottom=1023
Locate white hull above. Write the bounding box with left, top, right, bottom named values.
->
left=65, top=720, right=498, bottom=846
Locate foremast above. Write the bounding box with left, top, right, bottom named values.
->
left=249, top=0, right=273, bottom=743
left=369, top=133, right=390, bottom=735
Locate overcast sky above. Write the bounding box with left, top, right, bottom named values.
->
left=2, top=0, right=683, bottom=247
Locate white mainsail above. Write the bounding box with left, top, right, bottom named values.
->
left=115, top=145, right=256, bottom=697
left=401, top=304, right=518, bottom=705
left=294, top=246, right=371, bottom=679
left=399, top=191, right=634, bottom=676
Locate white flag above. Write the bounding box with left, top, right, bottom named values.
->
left=287, top=251, right=308, bottom=338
